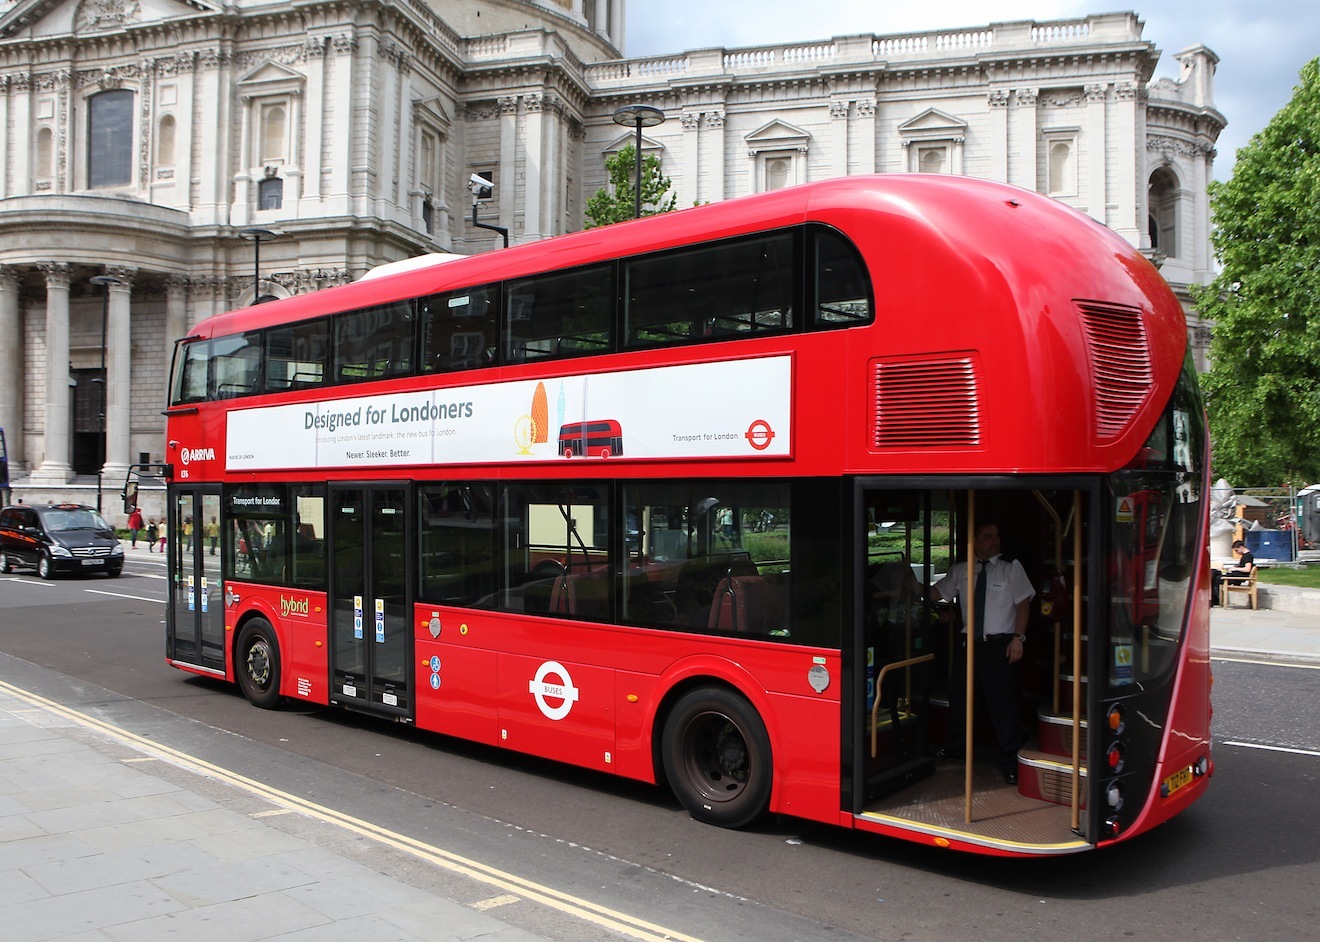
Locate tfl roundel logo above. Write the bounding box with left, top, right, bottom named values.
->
left=744, top=420, right=776, bottom=451
left=529, top=660, right=579, bottom=721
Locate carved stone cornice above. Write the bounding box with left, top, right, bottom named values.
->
left=1085, top=83, right=1108, bottom=102
left=987, top=89, right=1009, bottom=108
left=0, top=266, right=21, bottom=292
left=1016, top=87, right=1039, bottom=107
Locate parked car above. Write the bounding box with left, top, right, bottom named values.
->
left=0, top=503, right=124, bottom=579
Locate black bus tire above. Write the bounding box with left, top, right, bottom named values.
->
left=236, top=618, right=282, bottom=709
left=661, top=687, right=772, bottom=829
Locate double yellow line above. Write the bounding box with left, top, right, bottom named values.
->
left=0, top=678, right=705, bottom=942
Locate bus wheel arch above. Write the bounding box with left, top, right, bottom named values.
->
left=234, top=615, right=282, bottom=709
left=659, top=682, right=773, bottom=829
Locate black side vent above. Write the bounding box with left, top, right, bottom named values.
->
left=1076, top=301, right=1153, bottom=441
left=871, top=356, right=981, bottom=448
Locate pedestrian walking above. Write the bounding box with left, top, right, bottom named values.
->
left=146, top=519, right=158, bottom=552
left=128, top=507, right=144, bottom=547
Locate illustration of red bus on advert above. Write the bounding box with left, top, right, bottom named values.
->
left=559, top=420, right=623, bottom=458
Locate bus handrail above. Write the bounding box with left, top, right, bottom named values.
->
left=869, top=653, right=935, bottom=757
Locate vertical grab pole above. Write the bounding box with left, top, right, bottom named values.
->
left=1071, top=490, right=1084, bottom=832
left=964, top=491, right=977, bottom=824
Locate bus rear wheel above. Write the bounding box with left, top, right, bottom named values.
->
left=236, top=618, right=282, bottom=709
left=662, top=687, right=772, bottom=829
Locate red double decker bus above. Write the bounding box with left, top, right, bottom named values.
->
left=146, top=175, right=1212, bottom=856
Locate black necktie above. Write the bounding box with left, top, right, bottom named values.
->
left=974, top=559, right=988, bottom=635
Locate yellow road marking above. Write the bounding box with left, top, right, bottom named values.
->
left=0, top=679, right=707, bottom=942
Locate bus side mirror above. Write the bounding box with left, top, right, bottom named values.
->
left=123, top=481, right=139, bottom=514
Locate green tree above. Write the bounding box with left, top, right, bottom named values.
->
left=584, top=144, right=676, bottom=228
left=1196, top=57, right=1320, bottom=486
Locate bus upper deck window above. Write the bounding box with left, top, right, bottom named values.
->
left=505, top=264, right=612, bottom=364
left=420, top=284, right=499, bottom=373
left=176, top=340, right=212, bottom=404
left=813, top=228, right=873, bottom=327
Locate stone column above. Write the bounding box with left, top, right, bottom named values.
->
left=680, top=112, right=701, bottom=205
left=523, top=94, right=545, bottom=240
left=32, top=262, right=72, bottom=484
left=498, top=97, right=518, bottom=236
left=704, top=112, right=725, bottom=203
left=0, top=266, right=22, bottom=475
left=830, top=101, right=849, bottom=177
left=988, top=89, right=1009, bottom=181
left=856, top=99, right=876, bottom=173
left=1086, top=83, right=1109, bottom=225
left=101, top=268, right=136, bottom=484
left=165, top=276, right=188, bottom=376
left=1015, top=89, right=1038, bottom=191
left=1112, top=82, right=1139, bottom=245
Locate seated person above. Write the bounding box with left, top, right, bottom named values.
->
left=1210, top=539, right=1254, bottom=605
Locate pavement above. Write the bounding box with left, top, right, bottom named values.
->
left=1, top=554, right=1317, bottom=942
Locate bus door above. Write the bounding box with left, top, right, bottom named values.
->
left=328, top=485, right=413, bottom=718
left=858, top=488, right=936, bottom=799
left=168, top=487, right=225, bottom=673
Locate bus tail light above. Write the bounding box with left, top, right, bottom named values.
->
left=1103, top=817, right=1122, bottom=838
left=1194, top=755, right=1210, bottom=777
left=1106, top=704, right=1125, bottom=734
left=1106, top=743, right=1125, bottom=773
left=1106, top=781, right=1125, bottom=812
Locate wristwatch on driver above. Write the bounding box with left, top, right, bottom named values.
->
left=1015, top=633, right=1027, bottom=643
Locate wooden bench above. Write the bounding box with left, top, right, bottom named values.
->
left=1220, top=567, right=1258, bottom=610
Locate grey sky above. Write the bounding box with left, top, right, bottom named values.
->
left=625, top=2, right=1319, bottom=180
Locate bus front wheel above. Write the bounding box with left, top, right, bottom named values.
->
left=236, top=619, right=282, bottom=709
left=662, top=687, right=772, bottom=829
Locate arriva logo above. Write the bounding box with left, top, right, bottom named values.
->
left=280, top=595, right=310, bottom=618
left=180, top=446, right=216, bottom=464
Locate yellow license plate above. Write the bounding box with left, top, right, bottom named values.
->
left=1163, top=766, right=1193, bottom=797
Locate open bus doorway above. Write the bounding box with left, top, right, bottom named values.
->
left=856, top=483, right=1094, bottom=847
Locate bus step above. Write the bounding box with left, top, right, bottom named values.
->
left=1017, top=748, right=1088, bottom=808
left=1036, top=710, right=1088, bottom=758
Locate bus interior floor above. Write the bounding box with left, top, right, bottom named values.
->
left=862, top=761, right=1082, bottom=845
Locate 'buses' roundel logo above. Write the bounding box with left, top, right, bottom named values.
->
left=529, top=660, right=579, bottom=721
left=744, top=419, right=776, bottom=451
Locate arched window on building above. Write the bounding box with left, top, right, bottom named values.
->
left=156, top=114, right=176, bottom=166
left=88, top=89, right=134, bottom=188
left=1148, top=166, right=1180, bottom=258
left=260, top=103, right=287, bottom=163
left=764, top=155, right=793, bottom=190
left=1048, top=139, right=1076, bottom=195
left=918, top=145, right=947, bottom=174
left=34, top=126, right=54, bottom=184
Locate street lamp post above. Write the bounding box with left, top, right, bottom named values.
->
left=611, top=104, right=665, bottom=219
left=88, top=273, right=123, bottom=514
left=238, top=227, right=279, bottom=304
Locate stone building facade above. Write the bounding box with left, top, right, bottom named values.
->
left=0, top=2, right=1223, bottom=512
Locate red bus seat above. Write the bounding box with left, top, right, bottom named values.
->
left=674, top=553, right=758, bottom=627
left=549, top=571, right=612, bottom=620
left=709, top=575, right=782, bottom=635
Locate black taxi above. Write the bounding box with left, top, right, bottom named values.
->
left=0, top=503, right=124, bottom=579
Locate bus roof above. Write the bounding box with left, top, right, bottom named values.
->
left=184, top=175, right=1146, bottom=343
